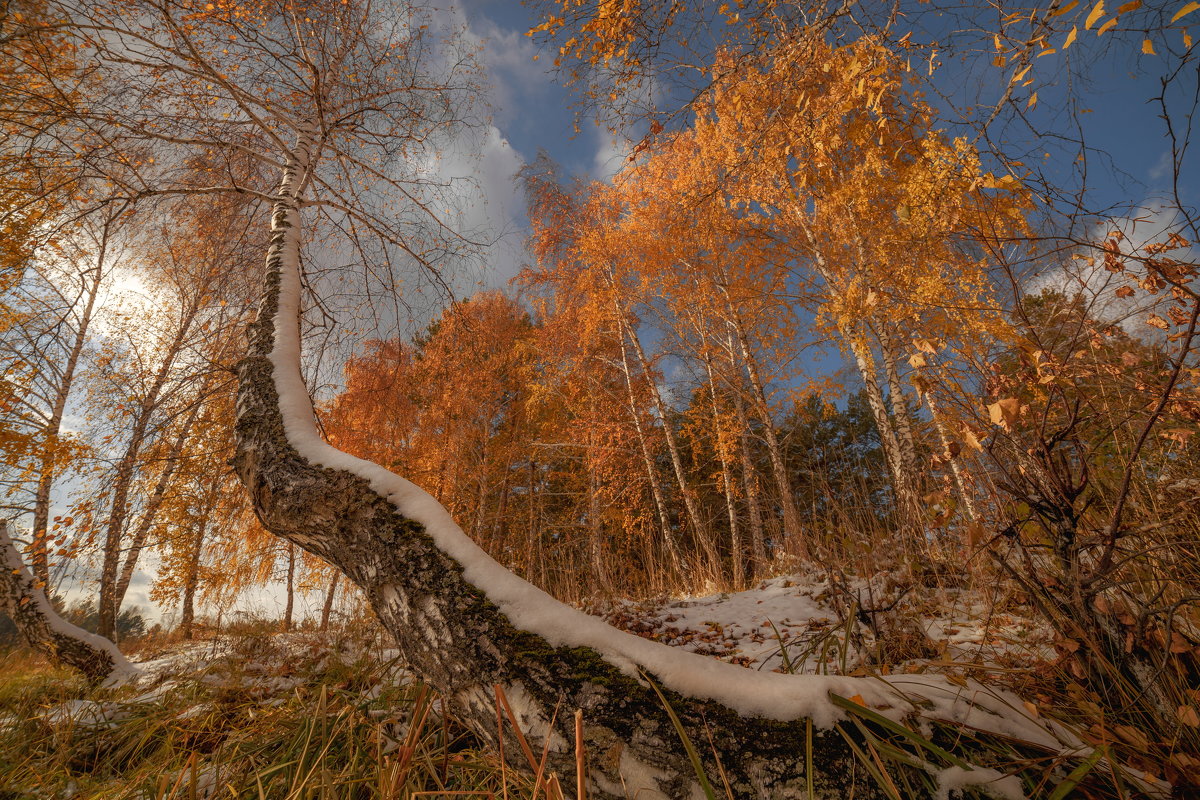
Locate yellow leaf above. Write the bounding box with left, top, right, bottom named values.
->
left=1063, top=25, right=1079, bottom=49
left=1097, top=16, right=1119, bottom=34
left=1185, top=29, right=1193, bottom=48
left=1085, top=1, right=1107, bottom=29
left=1172, top=2, right=1200, bottom=24
left=1117, top=0, right=1143, bottom=13
left=1142, top=38, right=1156, bottom=54
left=908, top=353, right=928, bottom=368
left=847, top=694, right=866, bottom=706
left=1027, top=91, right=1039, bottom=108
left=988, top=398, right=1021, bottom=429
left=1050, top=0, right=1079, bottom=16
left=1147, top=314, right=1170, bottom=330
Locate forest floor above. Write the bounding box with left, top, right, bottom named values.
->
left=0, top=571, right=1137, bottom=799
left=603, top=569, right=1053, bottom=677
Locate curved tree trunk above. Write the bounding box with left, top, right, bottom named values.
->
left=0, top=131, right=1069, bottom=800
left=0, top=521, right=138, bottom=686
left=220, top=135, right=1075, bottom=799
left=227, top=134, right=903, bottom=798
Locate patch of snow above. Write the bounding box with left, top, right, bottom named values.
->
left=616, top=748, right=672, bottom=800
left=934, top=765, right=1025, bottom=800
left=40, top=699, right=127, bottom=730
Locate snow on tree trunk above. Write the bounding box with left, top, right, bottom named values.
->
left=225, top=134, right=1071, bottom=799
left=0, top=520, right=138, bottom=686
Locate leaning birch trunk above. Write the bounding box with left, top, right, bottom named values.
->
left=704, top=352, right=744, bottom=588
left=224, top=134, right=1069, bottom=799
left=230, top=134, right=887, bottom=798
left=0, top=521, right=138, bottom=686
left=609, top=284, right=712, bottom=564
left=722, top=313, right=804, bottom=555
left=614, top=318, right=686, bottom=575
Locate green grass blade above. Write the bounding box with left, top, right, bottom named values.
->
left=1046, top=747, right=1105, bottom=800
left=829, top=693, right=972, bottom=769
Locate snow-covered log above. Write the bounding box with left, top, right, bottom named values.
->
left=227, top=136, right=1062, bottom=799
left=0, top=520, right=139, bottom=687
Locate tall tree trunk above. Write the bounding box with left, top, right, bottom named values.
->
left=283, top=541, right=295, bottom=632
left=845, top=329, right=923, bottom=528
left=97, top=301, right=201, bottom=639
left=29, top=222, right=108, bottom=589
left=727, top=360, right=768, bottom=573
left=911, top=355, right=979, bottom=523
left=320, top=572, right=339, bottom=632
left=585, top=419, right=608, bottom=592
left=704, top=354, right=742, bottom=588
left=180, top=515, right=209, bottom=641
left=797, top=225, right=923, bottom=537
left=113, top=398, right=203, bottom=615
left=723, top=316, right=803, bottom=555
left=613, top=322, right=684, bottom=574
left=607, top=278, right=712, bottom=565
left=879, top=326, right=922, bottom=496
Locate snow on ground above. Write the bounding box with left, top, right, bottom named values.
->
left=603, top=571, right=1055, bottom=676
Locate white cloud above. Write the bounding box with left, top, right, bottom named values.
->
left=465, top=15, right=554, bottom=128
left=428, top=123, right=526, bottom=292
left=592, top=131, right=632, bottom=181
left=1025, top=203, right=1195, bottom=338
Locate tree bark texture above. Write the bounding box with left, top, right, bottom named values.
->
left=0, top=521, right=137, bottom=686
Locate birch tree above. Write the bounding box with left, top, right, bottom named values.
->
left=0, top=3, right=1080, bottom=796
